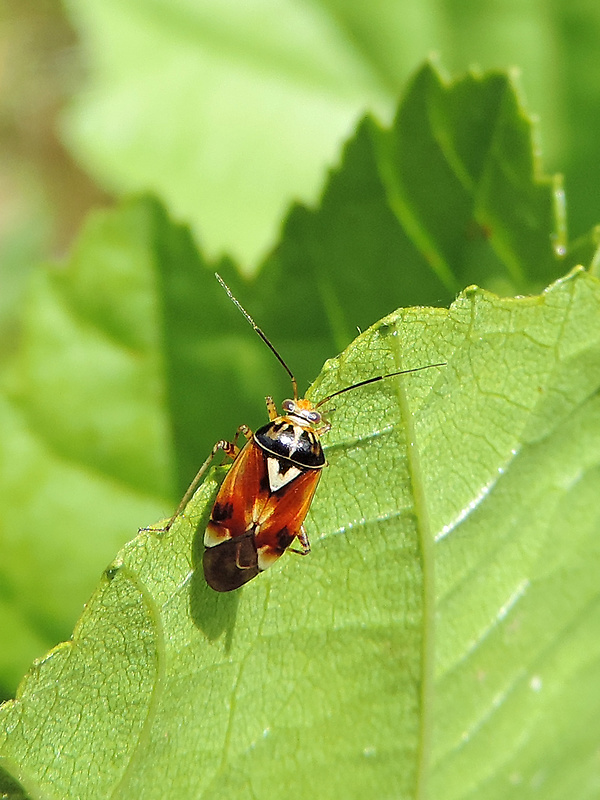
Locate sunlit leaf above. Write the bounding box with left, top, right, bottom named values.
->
left=1, top=267, right=599, bottom=798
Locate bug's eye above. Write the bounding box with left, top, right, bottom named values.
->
left=282, top=399, right=294, bottom=412
left=308, top=410, right=321, bottom=423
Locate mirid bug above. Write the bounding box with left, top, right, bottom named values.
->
left=161, top=274, right=444, bottom=592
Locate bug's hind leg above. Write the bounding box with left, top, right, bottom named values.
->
left=141, top=425, right=252, bottom=534
left=288, top=525, right=311, bottom=556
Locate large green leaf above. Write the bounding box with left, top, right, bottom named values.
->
left=62, top=0, right=399, bottom=267
left=1, top=267, right=599, bottom=798
left=62, top=0, right=569, bottom=272
left=62, top=2, right=600, bottom=269
left=0, top=202, right=168, bottom=692
left=261, top=62, right=566, bottom=352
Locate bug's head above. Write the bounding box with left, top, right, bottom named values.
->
left=281, top=398, right=323, bottom=428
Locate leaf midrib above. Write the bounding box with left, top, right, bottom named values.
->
left=391, top=338, right=438, bottom=800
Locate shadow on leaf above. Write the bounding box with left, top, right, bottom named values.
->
left=189, top=522, right=239, bottom=650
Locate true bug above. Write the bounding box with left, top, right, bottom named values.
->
left=162, top=274, right=444, bottom=592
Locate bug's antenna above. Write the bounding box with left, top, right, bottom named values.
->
left=215, top=273, right=298, bottom=400
left=315, top=362, right=446, bottom=408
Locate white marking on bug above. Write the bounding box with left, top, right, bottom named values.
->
left=204, top=523, right=232, bottom=547
left=257, top=545, right=280, bottom=571
left=293, top=425, right=304, bottom=449
left=267, top=457, right=301, bottom=491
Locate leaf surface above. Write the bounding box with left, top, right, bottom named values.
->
left=1, top=268, right=599, bottom=798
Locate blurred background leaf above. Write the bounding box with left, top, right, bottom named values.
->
left=3, top=0, right=600, bottom=285
left=58, top=0, right=600, bottom=270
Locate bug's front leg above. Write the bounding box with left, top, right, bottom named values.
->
left=289, top=525, right=311, bottom=556
left=142, top=425, right=253, bottom=534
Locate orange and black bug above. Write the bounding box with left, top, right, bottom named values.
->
left=161, top=274, right=444, bottom=592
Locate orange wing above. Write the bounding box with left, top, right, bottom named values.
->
left=206, top=441, right=269, bottom=541
left=253, top=468, right=320, bottom=551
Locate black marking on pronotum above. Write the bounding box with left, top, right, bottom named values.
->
left=255, top=422, right=325, bottom=468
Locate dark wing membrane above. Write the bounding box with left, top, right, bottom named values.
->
left=203, top=533, right=259, bottom=592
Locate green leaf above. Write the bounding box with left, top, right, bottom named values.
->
left=61, top=1, right=567, bottom=274
left=1, top=267, right=599, bottom=798
left=430, top=270, right=600, bottom=799
left=62, top=0, right=403, bottom=267
left=60, top=1, right=600, bottom=271
left=0, top=199, right=177, bottom=692
left=262, top=62, right=566, bottom=354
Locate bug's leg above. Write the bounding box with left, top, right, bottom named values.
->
left=142, top=425, right=252, bottom=534
left=233, top=424, right=253, bottom=446
left=316, top=412, right=332, bottom=436
left=289, top=525, right=311, bottom=556
left=265, top=395, right=278, bottom=421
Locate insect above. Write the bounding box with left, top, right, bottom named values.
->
left=162, top=274, right=444, bottom=592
